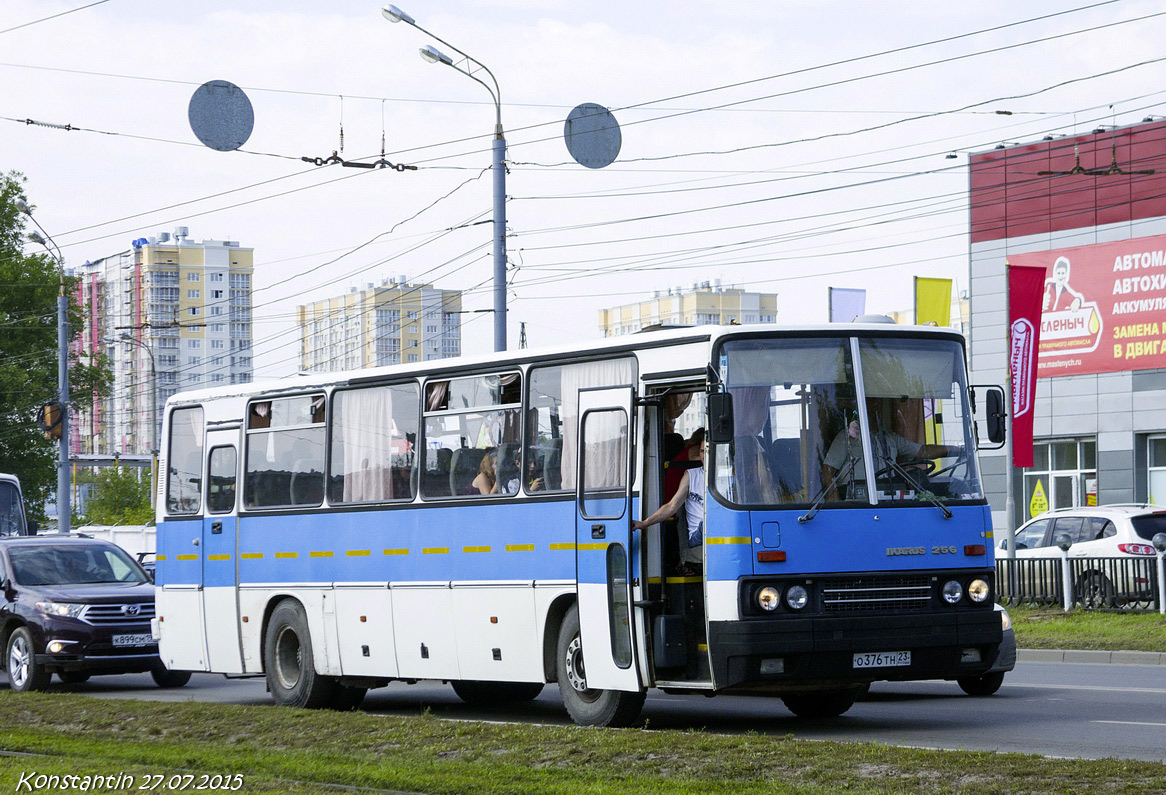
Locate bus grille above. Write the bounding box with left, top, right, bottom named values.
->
left=821, top=575, right=931, bottom=613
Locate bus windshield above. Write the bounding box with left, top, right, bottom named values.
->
left=714, top=335, right=982, bottom=508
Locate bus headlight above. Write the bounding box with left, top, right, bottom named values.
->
left=967, top=579, right=990, bottom=603
left=941, top=580, right=963, bottom=604
left=785, top=585, right=809, bottom=610
left=757, top=586, right=780, bottom=612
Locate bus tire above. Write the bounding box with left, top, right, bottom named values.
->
left=781, top=688, right=858, bottom=718
left=555, top=604, right=644, bottom=727
left=451, top=680, right=544, bottom=704
left=264, top=600, right=336, bottom=709
left=957, top=671, right=1005, bottom=697
left=151, top=667, right=192, bottom=689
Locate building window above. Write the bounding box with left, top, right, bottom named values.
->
left=187, top=339, right=201, bottom=349
left=190, top=307, right=200, bottom=316
left=210, top=306, right=223, bottom=316
left=212, top=290, right=224, bottom=299
left=211, top=339, right=225, bottom=350
left=1023, top=438, right=1097, bottom=520
left=188, top=356, right=201, bottom=367
left=407, top=311, right=418, bottom=320
left=187, top=289, right=200, bottom=299
left=1148, top=437, right=1166, bottom=503
left=187, top=273, right=200, bottom=282
left=408, top=354, right=418, bottom=362
left=210, top=273, right=224, bottom=283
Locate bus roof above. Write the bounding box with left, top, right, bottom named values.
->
left=166, top=322, right=965, bottom=407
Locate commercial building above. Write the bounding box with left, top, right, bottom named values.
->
left=298, top=277, right=463, bottom=372
left=967, top=119, right=1166, bottom=530
left=75, top=227, right=254, bottom=457
left=599, top=281, right=778, bottom=337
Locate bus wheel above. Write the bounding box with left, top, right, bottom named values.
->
left=781, top=688, right=858, bottom=718
left=555, top=605, right=644, bottom=727
left=330, top=684, right=367, bottom=711
left=264, top=600, right=336, bottom=708
left=957, top=671, right=1005, bottom=696
left=151, top=667, right=192, bottom=688
left=451, top=680, right=544, bottom=704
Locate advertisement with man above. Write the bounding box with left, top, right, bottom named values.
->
left=1008, top=233, right=1166, bottom=377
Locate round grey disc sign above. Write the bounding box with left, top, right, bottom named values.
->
left=564, top=103, right=621, bottom=169
left=189, top=80, right=254, bottom=152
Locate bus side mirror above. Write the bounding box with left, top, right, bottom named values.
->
left=985, top=388, right=1006, bottom=444
left=708, top=392, right=734, bottom=444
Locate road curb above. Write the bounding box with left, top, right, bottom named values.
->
left=1018, top=648, right=1166, bottom=665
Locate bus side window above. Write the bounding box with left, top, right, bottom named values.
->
left=166, top=406, right=204, bottom=515
left=245, top=394, right=326, bottom=509
left=329, top=382, right=419, bottom=504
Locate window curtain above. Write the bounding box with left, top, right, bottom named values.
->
left=560, top=358, right=634, bottom=489
left=337, top=387, right=395, bottom=502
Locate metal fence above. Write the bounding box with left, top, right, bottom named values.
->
left=996, top=556, right=1162, bottom=611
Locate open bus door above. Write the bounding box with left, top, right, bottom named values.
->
left=574, top=386, right=642, bottom=692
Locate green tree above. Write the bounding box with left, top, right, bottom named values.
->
left=84, top=465, right=153, bottom=525
left=0, top=172, right=112, bottom=522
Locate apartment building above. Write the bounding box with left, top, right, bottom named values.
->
left=298, top=277, right=463, bottom=372
left=598, top=281, right=778, bottom=337
left=75, top=227, right=254, bottom=456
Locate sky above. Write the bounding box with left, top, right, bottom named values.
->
left=3, top=0, right=1165, bottom=378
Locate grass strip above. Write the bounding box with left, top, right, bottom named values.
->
left=1, top=692, right=1164, bottom=794
left=1009, top=605, right=1166, bottom=651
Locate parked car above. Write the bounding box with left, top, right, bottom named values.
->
left=0, top=535, right=189, bottom=691
left=998, top=504, right=1164, bottom=606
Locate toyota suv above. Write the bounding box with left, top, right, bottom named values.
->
left=0, top=535, right=189, bottom=691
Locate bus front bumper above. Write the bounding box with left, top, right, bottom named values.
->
left=708, top=610, right=1001, bottom=690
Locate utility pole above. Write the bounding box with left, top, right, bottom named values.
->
left=16, top=199, right=70, bottom=532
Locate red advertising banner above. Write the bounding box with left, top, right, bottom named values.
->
left=1008, top=265, right=1045, bottom=468
left=1008, top=234, right=1166, bottom=378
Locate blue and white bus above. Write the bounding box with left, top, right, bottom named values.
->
left=154, top=323, right=1004, bottom=725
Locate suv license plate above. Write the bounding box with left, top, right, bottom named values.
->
left=112, top=633, right=153, bottom=647
left=853, top=651, right=911, bottom=668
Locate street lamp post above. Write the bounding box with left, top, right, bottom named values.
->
left=382, top=5, right=508, bottom=352
left=15, top=199, right=71, bottom=533
left=113, top=334, right=158, bottom=508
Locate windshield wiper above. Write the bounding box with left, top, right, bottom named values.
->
left=799, top=456, right=858, bottom=523
left=877, top=456, right=952, bottom=519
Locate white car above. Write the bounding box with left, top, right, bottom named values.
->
left=998, top=504, right=1165, bottom=606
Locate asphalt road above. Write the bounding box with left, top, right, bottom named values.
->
left=13, top=661, right=1166, bottom=763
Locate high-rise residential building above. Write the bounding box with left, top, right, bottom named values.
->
left=75, top=227, right=254, bottom=456
left=598, top=281, right=779, bottom=337
left=297, top=277, right=462, bottom=372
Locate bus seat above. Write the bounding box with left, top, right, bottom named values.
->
left=543, top=442, right=562, bottom=491
left=289, top=459, right=324, bottom=505
left=496, top=443, right=520, bottom=492
left=423, top=447, right=453, bottom=498
left=770, top=438, right=804, bottom=497
left=450, top=448, right=488, bottom=495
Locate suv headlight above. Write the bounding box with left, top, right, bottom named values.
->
left=998, top=606, right=1012, bottom=631
left=35, top=601, right=85, bottom=618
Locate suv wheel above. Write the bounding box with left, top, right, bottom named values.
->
left=6, top=627, right=50, bottom=692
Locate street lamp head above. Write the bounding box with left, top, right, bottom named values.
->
left=381, top=5, right=415, bottom=24
left=28, top=231, right=47, bottom=246
left=13, top=198, right=31, bottom=216
left=419, top=44, right=453, bottom=66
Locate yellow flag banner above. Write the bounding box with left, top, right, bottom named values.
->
left=914, top=277, right=952, bottom=326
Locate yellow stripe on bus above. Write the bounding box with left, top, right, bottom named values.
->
left=463, top=546, right=491, bottom=553
left=175, top=554, right=198, bottom=561
left=155, top=555, right=166, bottom=561
left=505, top=544, right=535, bottom=552
left=647, top=576, right=662, bottom=584
left=207, top=554, right=230, bottom=561
left=383, top=548, right=409, bottom=556
left=708, top=537, right=751, bottom=545
left=577, top=542, right=609, bottom=551
left=697, top=643, right=708, bottom=652
left=241, top=553, right=263, bottom=560
left=665, top=576, right=702, bottom=585
left=985, top=531, right=995, bottom=539
left=549, top=543, right=576, bottom=551
left=346, top=550, right=371, bottom=557
left=423, top=547, right=449, bottom=555
left=309, top=551, right=334, bottom=558
left=275, top=552, right=298, bottom=559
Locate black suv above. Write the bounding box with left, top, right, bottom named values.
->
left=0, top=535, right=190, bottom=691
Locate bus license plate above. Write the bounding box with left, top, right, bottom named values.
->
left=112, top=633, right=153, bottom=647
left=853, top=651, right=910, bottom=668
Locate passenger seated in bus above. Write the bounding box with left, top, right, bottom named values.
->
left=473, top=448, right=543, bottom=495
left=634, top=438, right=706, bottom=576
left=822, top=398, right=963, bottom=500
